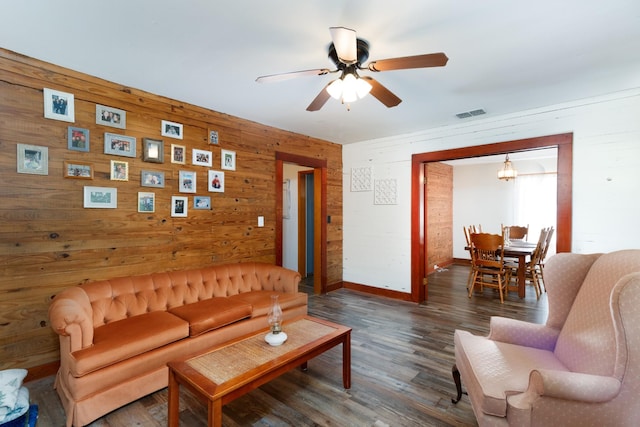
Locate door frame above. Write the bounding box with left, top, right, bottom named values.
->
left=410, top=133, right=573, bottom=302
left=276, top=152, right=327, bottom=294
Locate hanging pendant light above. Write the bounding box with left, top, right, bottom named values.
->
left=498, top=154, right=518, bottom=181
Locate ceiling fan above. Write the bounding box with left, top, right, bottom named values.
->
left=256, top=27, right=448, bottom=111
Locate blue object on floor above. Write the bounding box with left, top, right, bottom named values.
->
left=0, top=404, right=38, bottom=427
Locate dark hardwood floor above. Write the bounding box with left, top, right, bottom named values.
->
left=26, top=264, right=548, bottom=426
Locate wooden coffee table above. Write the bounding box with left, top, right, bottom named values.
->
left=167, top=315, right=351, bottom=426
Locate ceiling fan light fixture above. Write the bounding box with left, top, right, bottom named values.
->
left=327, top=78, right=343, bottom=100
left=326, top=71, right=372, bottom=104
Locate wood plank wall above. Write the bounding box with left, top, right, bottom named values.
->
left=425, top=162, right=453, bottom=272
left=0, top=49, right=342, bottom=371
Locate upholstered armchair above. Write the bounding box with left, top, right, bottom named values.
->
left=452, top=250, right=640, bottom=426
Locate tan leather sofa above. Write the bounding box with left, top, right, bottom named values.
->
left=48, top=262, right=307, bottom=427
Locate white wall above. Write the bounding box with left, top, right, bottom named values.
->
left=343, top=88, right=640, bottom=293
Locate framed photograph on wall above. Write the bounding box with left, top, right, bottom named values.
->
left=43, top=88, right=74, bottom=122
left=143, top=138, right=164, bottom=163
left=171, top=144, right=186, bottom=164
left=110, top=160, right=129, bottom=181
left=104, top=133, right=136, bottom=157
left=171, top=196, right=188, bottom=217
left=179, top=170, right=196, bottom=193
left=208, top=129, right=219, bottom=145
left=208, top=170, right=225, bottom=193
left=194, top=196, right=211, bottom=210
left=67, top=127, right=90, bottom=152
left=140, top=170, right=165, bottom=188
left=161, top=120, right=183, bottom=139
left=63, top=161, right=93, bottom=179
left=192, top=149, right=212, bottom=167
left=17, top=144, right=48, bottom=175
left=138, top=192, right=155, bottom=213
left=221, top=149, right=236, bottom=171
left=96, top=104, right=126, bottom=129
left=83, top=186, right=117, bottom=209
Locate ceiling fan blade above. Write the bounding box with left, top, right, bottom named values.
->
left=256, top=68, right=331, bottom=83
left=329, top=26, right=357, bottom=64
left=361, top=77, right=402, bottom=108
left=368, top=52, right=449, bottom=72
left=306, top=83, right=332, bottom=111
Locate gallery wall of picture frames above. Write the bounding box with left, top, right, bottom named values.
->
left=29, top=87, right=234, bottom=217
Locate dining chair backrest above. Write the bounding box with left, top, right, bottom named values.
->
left=502, top=224, right=529, bottom=241
left=541, top=226, right=555, bottom=261
left=530, top=228, right=550, bottom=266
left=470, top=232, right=505, bottom=269
left=463, top=226, right=472, bottom=246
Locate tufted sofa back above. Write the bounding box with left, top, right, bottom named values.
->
left=75, top=263, right=300, bottom=328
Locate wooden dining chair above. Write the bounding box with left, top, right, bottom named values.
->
left=508, top=228, right=549, bottom=299
left=468, top=232, right=509, bottom=303
left=463, top=226, right=475, bottom=289
left=537, top=226, right=555, bottom=292
left=501, top=224, right=529, bottom=241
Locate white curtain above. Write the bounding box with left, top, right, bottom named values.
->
left=514, top=174, right=557, bottom=257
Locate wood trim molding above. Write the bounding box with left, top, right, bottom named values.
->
left=342, top=281, right=414, bottom=302
left=411, top=133, right=573, bottom=303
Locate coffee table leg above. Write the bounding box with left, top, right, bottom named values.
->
left=343, top=331, right=351, bottom=389
left=208, top=398, right=222, bottom=427
left=300, top=361, right=308, bottom=371
left=168, top=369, right=180, bottom=427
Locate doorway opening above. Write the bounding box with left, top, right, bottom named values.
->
left=410, top=133, right=573, bottom=302
left=276, top=152, right=327, bottom=294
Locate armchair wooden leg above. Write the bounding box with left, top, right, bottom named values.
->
left=452, top=364, right=466, bottom=404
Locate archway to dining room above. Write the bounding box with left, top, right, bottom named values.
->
left=410, top=133, right=573, bottom=303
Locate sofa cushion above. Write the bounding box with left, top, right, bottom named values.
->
left=168, top=297, right=252, bottom=337
left=71, top=311, right=189, bottom=377
left=229, top=291, right=308, bottom=317
left=454, top=329, right=569, bottom=417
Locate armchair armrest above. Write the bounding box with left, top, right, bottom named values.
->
left=488, top=316, right=560, bottom=351
left=508, top=369, right=621, bottom=416
left=48, top=286, right=94, bottom=351
left=528, top=369, right=621, bottom=403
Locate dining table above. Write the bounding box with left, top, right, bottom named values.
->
left=503, top=240, right=537, bottom=298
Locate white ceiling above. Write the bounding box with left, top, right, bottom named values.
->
left=2, top=1, right=640, bottom=145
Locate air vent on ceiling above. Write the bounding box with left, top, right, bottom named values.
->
left=456, top=108, right=486, bottom=119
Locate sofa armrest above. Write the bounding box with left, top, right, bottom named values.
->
left=48, top=286, right=94, bottom=351
left=488, top=316, right=560, bottom=351
left=253, top=263, right=301, bottom=293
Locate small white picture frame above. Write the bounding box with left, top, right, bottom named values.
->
left=208, top=170, right=225, bottom=193
left=221, top=149, right=236, bottom=171
left=171, top=196, right=188, bottom=217
left=179, top=170, right=196, bottom=193
left=192, top=149, right=212, bottom=167
left=161, top=120, right=183, bottom=139
left=84, top=186, right=117, bottom=209
left=43, top=88, right=75, bottom=122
